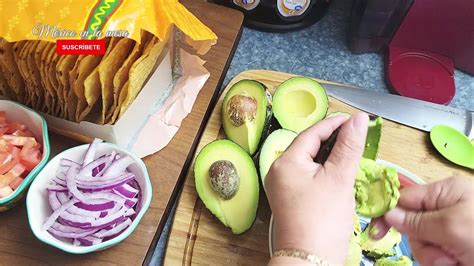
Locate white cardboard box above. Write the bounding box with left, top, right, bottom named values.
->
left=45, top=50, right=172, bottom=148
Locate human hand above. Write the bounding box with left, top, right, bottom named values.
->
left=266, top=113, right=369, bottom=264
left=371, top=177, right=474, bottom=266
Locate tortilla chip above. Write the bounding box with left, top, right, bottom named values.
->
left=67, top=55, right=86, bottom=122
left=15, top=41, right=34, bottom=106
left=78, top=38, right=119, bottom=122
left=48, top=50, right=61, bottom=116
left=97, top=38, right=135, bottom=124
left=110, top=79, right=129, bottom=123
left=109, top=37, right=159, bottom=123
left=39, top=43, right=56, bottom=115
left=56, top=55, right=78, bottom=119
left=0, top=39, right=25, bottom=101
left=34, top=41, right=51, bottom=113
left=44, top=44, right=60, bottom=116
left=118, top=37, right=165, bottom=118
left=0, top=66, right=13, bottom=99
left=72, top=55, right=103, bottom=122
left=106, top=32, right=152, bottom=124
left=27, top=41, right=46, bottom=111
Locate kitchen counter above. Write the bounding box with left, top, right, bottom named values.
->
left=151, top=0, right=473, bottom=264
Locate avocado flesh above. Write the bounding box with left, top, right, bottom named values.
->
left=361, top=227, right=402, bottom=259
left=355, top=158, right=400, bottom=218
left=222, top=80, right=269, bottom=155
left=345, top=216, right=363, bottom=266
left=194, top=140, right=259, bottom=234
left=364, top=117, right=383, bottom=160
left=273, top=77, right=328, bottom=133
left=375, top=256, right=413, bottom=266
left=324, top=112, right=383, bottom=161
left=259, top=129, right=298, bottom=185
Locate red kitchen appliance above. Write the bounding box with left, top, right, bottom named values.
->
left=349, top=0, right=474, bottom=105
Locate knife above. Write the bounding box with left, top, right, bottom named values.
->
left=322, top=83, right=474, bottom=140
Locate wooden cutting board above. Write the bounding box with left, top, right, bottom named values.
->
left=163, top=69, right=473, bottom=265
left=0, top=1, right=243, bottom=265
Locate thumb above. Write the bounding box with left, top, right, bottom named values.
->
left=324, top=113, right=368, bottom=184
left=384, top=207, right=445, bottom=244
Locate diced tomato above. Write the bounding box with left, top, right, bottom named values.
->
left=8, top=163, right=26, bottom=177
left=0, top=138, right=13, bottom=152
left=0, top=146, right=20, bottom=175
left=21, top=149, right=41, bottom=171
left=0, top=173, right=16, bottom=188
left=0, top=113, right=42, bottom=181
left=3, top=135, right=37, bottom=147
left=398, top=173, right=415, bottom=188
left=8, top=177, right=23, bottom=190
left=0, top=111, right=6, bottom=123
left=0, top=186, right=13, bottom=198
left=0, top=126, right=8, bottom=136
left=12, top=129, right=35, bottom=137
left=6, top=122, right=27, bottom=134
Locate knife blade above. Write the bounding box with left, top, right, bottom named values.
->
left=322, top=83, right=474, bottom=139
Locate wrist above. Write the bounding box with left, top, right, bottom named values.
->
left=269, top=256, right=315, bottom=265
left=275, top=228, right=342, bottom=265
left=271, top=248, right=332, bottom=265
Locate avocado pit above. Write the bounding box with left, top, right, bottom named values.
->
left=209, top=160, right=240, bottom=200
left=227, top=94, right=257, bottom=127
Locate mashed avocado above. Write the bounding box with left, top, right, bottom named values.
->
left=361, top=226, right=402, bottom=259
left=345, top=216, right=363, bottom=266
left=355, top=158, right=400, bottom=218
left=375, top=256, right=413, bottom=266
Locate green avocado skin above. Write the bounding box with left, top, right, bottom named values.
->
left=355, top=158, right=400, bottom=218
left=361, top=227, right=402, bottom=259
left=364, top=117, right=383, bottom=160
left=375, top=256, right=413, bottom=266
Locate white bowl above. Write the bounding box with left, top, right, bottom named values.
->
left=0, top=100, right=50, bottom=211
left=26, top=142, right=152, bottom=254
left=268, top=159, right=425, bottom=256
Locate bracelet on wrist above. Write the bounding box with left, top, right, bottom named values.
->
left=272, top=248, right=331, bottom=265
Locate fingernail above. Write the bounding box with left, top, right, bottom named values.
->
left=434, top=256, right=457, bottom=266
left=385, top=207, right=406, bottom=228
left=353, top=113, right=369, bottom=132
left=368, top=223, right=380, bottom=238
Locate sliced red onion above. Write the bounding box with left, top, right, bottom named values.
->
left=46, top=183, right=68, bottom=192
left=48, top=227, right=97, bottom=239
left=75, top=172, right=133, bottom=183
left=74, top=200, right=115, bottom=211
left=113, top=183, right=139, bottom=199
left=82, top=138, right=102, bottom=165
left=43, top=199, right=78, bottom=230
left=102, top=156, right=135, bottom=178
left=43, top=139, right=140, bottom=246
left=125, top=198, right=138, bottom=208
left=94, top=150, right=117, bottom=177
left=76, top=236, right=102, bottom=246
left=79, top=177, right=134, bottom=192
left=48, top=191, right=61, bottom=210
left=79, top=154, right=113, bottom=177
left=93, top=218, right=132, bottom=238
left=57, top=192, right=69, bottom=203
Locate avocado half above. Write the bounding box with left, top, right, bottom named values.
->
left=345, top=216, right=363, bottom=266
left=222, top=80, right=271, bottom=155
left=375, top=256, right=413, bottom=266
left=355, top=158, right=400, bottom=218
left=258, top=129, right=298, bottom=185
left=273, top=77, right=329, bottom=133
left=324, top=112, right=383, bottom=161
left=361, top=226, right=402, bottom=259
left=194, top=140, right=259, bottom=234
